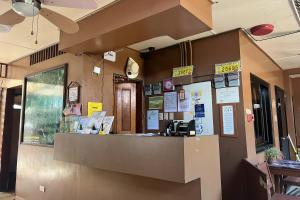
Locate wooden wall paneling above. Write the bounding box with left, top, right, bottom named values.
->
left=144, top=30, right=247, bottom=200
left=239, top=30, right=285, bottom=163
left=59, top=0, right=212, bottom=54
left=291, top=78, right=300, bottom=147
left=284, top=68, right=300, bottom=150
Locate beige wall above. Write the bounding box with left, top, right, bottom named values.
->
left=284, top=68, right=300, bottom=151
left=239, top=31, right=284, bottom=163
left=4, top=48, right=144, bottom=200
left=8, top=49, right=143, bottom=116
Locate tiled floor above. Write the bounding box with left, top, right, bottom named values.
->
left=287, top=186, right=300, bottom=197
left=0, top=193, right=14, bottom=200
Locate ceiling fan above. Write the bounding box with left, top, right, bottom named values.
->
left=0, top=0, right=98, bottom=34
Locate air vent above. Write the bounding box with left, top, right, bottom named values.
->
left=30, top=44, right=64, bottom=66
left=292, top=0, right=300, bottom=24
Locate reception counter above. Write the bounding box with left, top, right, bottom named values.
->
left=53, top=134, right=222, bottom=200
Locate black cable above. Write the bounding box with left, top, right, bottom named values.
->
left=35, top=14, right=40, bottom=44
left=31, top=5, right=35, bottom=35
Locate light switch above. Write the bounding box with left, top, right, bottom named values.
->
left=39, top=185, right=45, bottom=193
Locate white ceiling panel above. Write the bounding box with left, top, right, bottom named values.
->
left=1, top=0, right=300, bottom=70
left=129, top=0, right=300, bottom=70
left=0, top=0, right=117, bottom=63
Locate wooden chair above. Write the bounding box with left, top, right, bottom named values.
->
left=243, top=159, right=299, bottom=200
left=271, top=193, right=299, bottom=200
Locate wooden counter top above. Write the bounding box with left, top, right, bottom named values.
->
left=54, top=134, right=220, bottom=185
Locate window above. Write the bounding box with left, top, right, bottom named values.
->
left=251, top=75, right=273, bottom=152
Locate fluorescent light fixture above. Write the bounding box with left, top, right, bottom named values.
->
left=13, top=104, right=22, bottom=110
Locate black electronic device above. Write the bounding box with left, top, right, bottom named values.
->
left=175, top=120, right=196, bottom=137
left=164, top=120, right=195, bottom=137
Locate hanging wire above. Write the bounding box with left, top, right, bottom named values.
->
left=101, top=57, right=105, bottom=104
left=35, top=14, right=40, bottom=44
left=31, top=4, right=35, bottom=35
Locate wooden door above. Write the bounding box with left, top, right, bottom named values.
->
left=116, top=83, right=136, bottom=134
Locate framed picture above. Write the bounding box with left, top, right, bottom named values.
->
left=21, top=64, right=68, bottom=146
left=219, top=104, right=238, bottom=138
left=144, top=84, right=152, bottom=96
left=68, top=81, right=80, bottom=103
left=163, top=78, right=174, bottom=92
left=0, top=63, right=7, bottom=78
left=152, top=82, right=162, bottom=95
left=179, top=89, right=185, bottom=100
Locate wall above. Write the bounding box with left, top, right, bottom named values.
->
left=239, top=31, right=284, bottom=164
left=9, top=49, right=143, bottom=116
left=144, top=30, right=248, bottom=200
left=284, top=68, right=300, bottom=149
left=291, top=78, right=300, bottom=147
left=4, top=48, right=145, bottom=199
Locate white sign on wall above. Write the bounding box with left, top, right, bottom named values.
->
left=216, top=87, right=240, bottom=104
left=183, top=81, right=214, bottom=136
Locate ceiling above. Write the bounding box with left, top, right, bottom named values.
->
left=1, top=0, right=300, bottom=70
left=129, top=0, right=300, bottom=70
left=0, top=0, right=116, bottom=64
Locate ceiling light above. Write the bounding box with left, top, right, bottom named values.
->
left=0, top=24, right=12, bottom=33
left=12, top=0, right=41, bottom=17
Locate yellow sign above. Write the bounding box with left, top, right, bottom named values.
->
left=173, top=65, right=193, bottom=77
left=88, top=102, right=103, bottom=117
left=215, top=61, right=241, bottom=74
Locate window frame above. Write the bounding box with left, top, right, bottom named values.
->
left=250, top=74, right=274, bottom=153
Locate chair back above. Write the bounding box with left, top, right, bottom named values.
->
left=243, top=159, right=269, bottom=200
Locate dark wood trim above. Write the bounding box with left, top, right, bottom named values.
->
left=20, top=64, right=68, bottom=147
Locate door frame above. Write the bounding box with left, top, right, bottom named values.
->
left=0, top=86, right=22, bottom=192
left=113, top=74, right=144, bottom=134
left=275, top=86, right=290, bottom=158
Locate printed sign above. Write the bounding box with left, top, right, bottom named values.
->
left=164, top=92, right=177, bottom=112
left=216, top=87, right=240, bottom=104
left=88, top=102, right=103, bottom=117
left=172, top=65, right=193, bottom=77
left=222, top=106, right=234, bottom=135
left=147, top=110, right=159, bottom=130
left=215, top=60, right=241, bottom=74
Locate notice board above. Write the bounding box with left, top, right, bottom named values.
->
left=183, top=81, right=214, bottom=136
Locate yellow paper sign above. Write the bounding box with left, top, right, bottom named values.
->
left=215, top=61, right=241, bottom=74
left=173, top=65, right=194, bottom=78
left=88, top=102, right=103, bottom=117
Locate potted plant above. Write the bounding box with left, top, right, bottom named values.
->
left=265, top=147, right=283, bottom=164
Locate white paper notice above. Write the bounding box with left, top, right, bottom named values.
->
left=216, top=87, right=240, bottom=104
left=183, top=82, right=214, bottom=135
left=147, top=110, right=159, bottom=130
left=222, top=106, right=234, bottom=135
left=164, top=92, right=177, bottom=112
left=178, top=92, right=191, bottom=112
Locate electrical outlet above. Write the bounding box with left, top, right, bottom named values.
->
left=39, top=185, right=45, bottom=193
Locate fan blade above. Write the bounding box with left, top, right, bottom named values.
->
left=42, top=0, right=97, bottom=9
left=40, top=8, right=79, bottom=34
left=0, top=9, right=25, bottom=25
